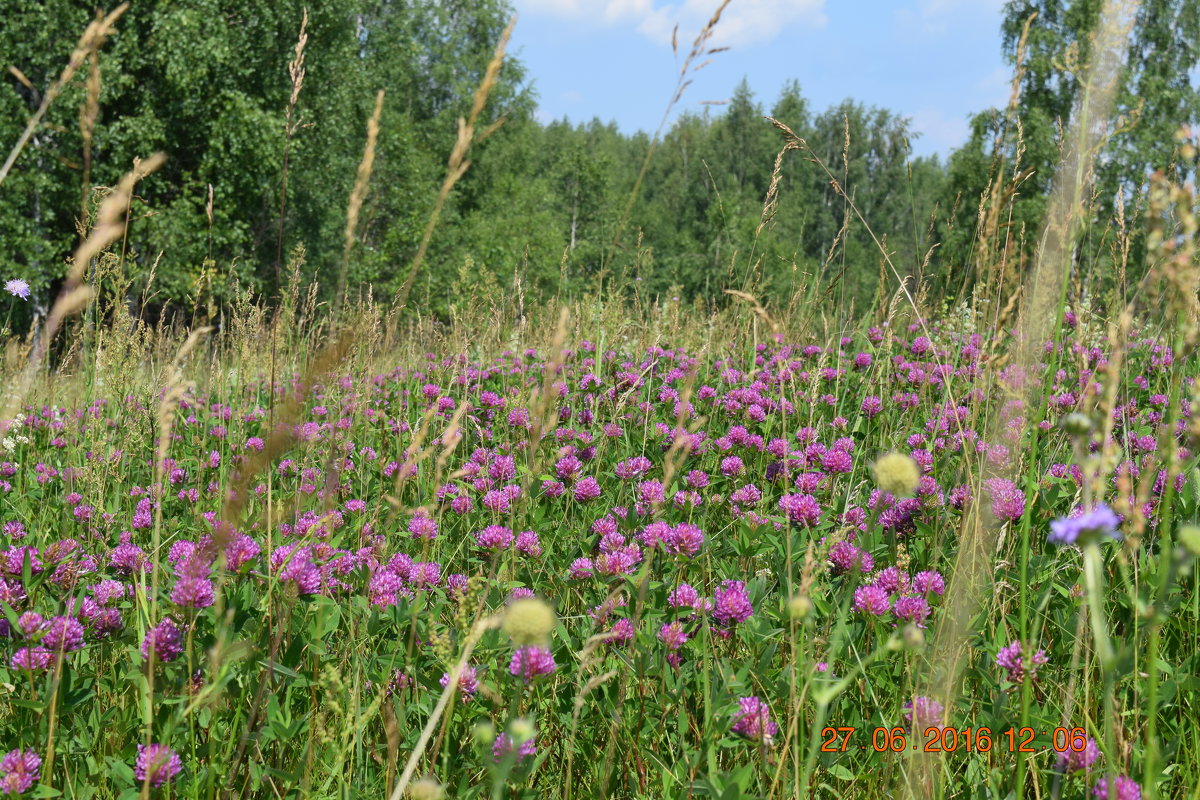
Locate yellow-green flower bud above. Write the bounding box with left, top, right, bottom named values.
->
left=409, top=777, right=445, bottom=800
left=502, top=597, right=556, bottom=646
left=509, top=716, right=535, bottom=745
left=787, top=594, right=812, bottom=620
left=873, top=452, right=921, bottom=497
left=1178, top=524, right=1200, bottom=558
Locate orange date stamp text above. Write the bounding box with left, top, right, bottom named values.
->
left=820, top=726, right=1091, bottom=754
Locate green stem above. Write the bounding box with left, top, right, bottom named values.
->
left=1082, top=543, right=1114, bottom=669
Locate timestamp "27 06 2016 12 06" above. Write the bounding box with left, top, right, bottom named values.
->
left=820, top=726, right=1092, bottom=754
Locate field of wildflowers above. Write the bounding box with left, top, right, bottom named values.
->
left=2, top=2, right=1200, bottom=797
left=0, top=287, right=1198, bottom=799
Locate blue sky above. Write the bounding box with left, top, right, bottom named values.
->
left=509, top=0, right=1014, bottom=160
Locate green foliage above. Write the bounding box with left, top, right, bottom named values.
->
left=0, top=290, right=1198, bottom=798
left=0, top=0, right=530, bottom=324
left=3, top=0, right=1200, bottom=328
left=934, top=0, right=1200, bottom=300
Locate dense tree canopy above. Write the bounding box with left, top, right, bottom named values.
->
left=2, top=0, right=1198, bottom=326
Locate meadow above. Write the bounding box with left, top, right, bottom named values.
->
left=1, top=268, right=1198, bottom=799
left=3, top=2, right=1200, bottom=799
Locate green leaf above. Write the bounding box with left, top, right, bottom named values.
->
left=828, top=764, right=856, bottom=781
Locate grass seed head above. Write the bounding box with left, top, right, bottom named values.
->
left=787, top=594, right=812, bottom=620
left=873, top=452, right=921, bottom=497
left=408, top=777, right=444, bottom=800
left=901, top=624, right=926, bottom=651
left=509, top=716, right=535, bottom=744
left=1062, top=412, right=1093, bottom=437
left=1178, top=524, right=1200, bottom=558
left=473, top=721, right=497, bottom=745
left=503, top=597, right=555, bottom=646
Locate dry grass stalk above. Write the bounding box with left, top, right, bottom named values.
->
left=907, top=2, right=1139, bottom=796
left=972, top=12, right=1037, bottom=295
left=218, top=329, right=356, bottom=533
left=80, top=48, right=102, bottom=223
left=395, top=16, right=516, bottom=310
left=387, top=614, right=503, bottom=800
left=603, top=0, right=731, bottom=270
left=74, top=154, right=166, bottom=281
left=766, top=117, right=950, bottom=375
left=336, top=89, right=385, bottom=310
left=384, top=404, right=440, bottom=508
left=724, top=289, right=779, bottom=335
left=2, top=153, right=164, bottom=421
left=274, top=8, right=309, bottom=281
left=523, top=306, right=571, bottom=491
left=0, top=3, right=128, bottom=188
left=757, top=140, right=800, bottom=239
left=218, top=330, right=357, bottom=799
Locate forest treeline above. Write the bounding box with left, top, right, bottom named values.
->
left=2, top=0, right=1198, bottom=325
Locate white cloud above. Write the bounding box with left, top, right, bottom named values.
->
left=518, top=0, right=586, bottom=15
left=896, top=0, right=1006, bottom=37
left=515, top=0, right=826, bottom=47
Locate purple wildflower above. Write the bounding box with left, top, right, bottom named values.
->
left=828, top=541, right=874, bottom=573
left=607, top=618, right=635, bottom=645
left=170, top=556, right=215, bottom=608
left=90, top=579, right=127, bottom=605
left=663, top=523, right=704, bottom=557
left=567, top=557, right=593, bottom=579
left=3, top=547, right=41, bottom=575
left=439, top=665, right=479, bottom=702
left=10, top=647, right=51, bottom=671
left=142, top=617, right=184, bottom=664
left=572, top=476, right=602, bottom=502
left=731, top=696, right=778, bottom=744
left=41, top=616, right=84, bottom=652
left=509, top=646, right=556, bottom=682
left=712, top=580, right=754, bottom=627
left=1049, top=504, right=1122, bottom=546
left=476, top=524, right=514, bottom=551
left=0, top=577, right=26, bottom=605
left=902, top=696, right=945, bottom=729
left=853, top=585, right=892, bottom=616
left=0, top=749, right=40, bottom=794
left=668, top=582, right=702, bottom=608
left=1091, top=775, right=1140, bottom=800
left=408, top=513, right=438, bottom=541
left=272, top=545, right=320, bottom=594
left=1056, top=736, right=1100, bottom=773
left=492, top=733, right=536, bottom=764
left=225, top=534, right=260, bottom=572
left=515, top=530, right=542, bottom=556
left=778, top=493, right=821, bottom=526
left=368, top=566, right=406, bottom=607
left=110, top=540, right=147, bottom=574
left=893, top=595, right=932, bottom=627
left=14, top=612, right=44, bottom=638
left=659, top=621, right=688, bottom=650
left=134, top=744, right=182, bottom=788
left=985, top=478, right=1025, bottom=522
left=873, top=566, right=909, bottom=594
left=911, top=570, right=945, bottom=597
left=3, top=280, right=30, bottom=300
left=995, top=640, right=1049, bottom=684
